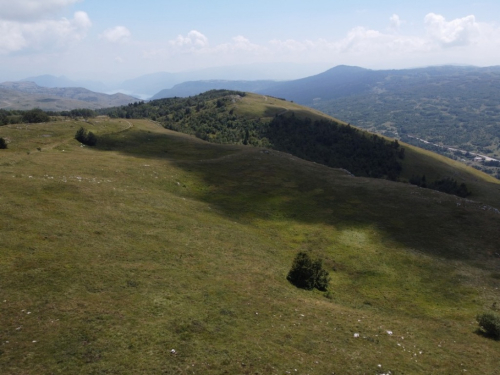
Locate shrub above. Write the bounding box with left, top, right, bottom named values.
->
left=75, top=127, right=97, bottom=146
left=477, top=312, right=500, bottom=339
left=0, top=137, right=6, bottom=149
left=287, top=252, right=330, bottom=291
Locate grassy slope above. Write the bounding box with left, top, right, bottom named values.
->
left=239, top=93, right=500, bottom=208
left=0, top=117, right=499, bottom=374
left=232, top=93, right=344, bottom=123
left=400, top=144, right=500, bottom=208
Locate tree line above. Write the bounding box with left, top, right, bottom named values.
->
left=0, top=108, right=97, bottom=126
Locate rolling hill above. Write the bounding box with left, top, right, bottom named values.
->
left=0, top=94, right=499, bottom=374
left=100, top=91, right=500, bottom=199
left=0, top=81, right=138, bottom=111
left=146, top=66, right=500, bottom=178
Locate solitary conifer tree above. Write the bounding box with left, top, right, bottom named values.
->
left=287, top=252, right=330, bottom=291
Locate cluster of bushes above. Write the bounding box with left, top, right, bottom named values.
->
left=22, top=108, right=50, bottom=123
left=75, top=127, right=97, bottom=146
left=409, top=175, right=471, bottom=197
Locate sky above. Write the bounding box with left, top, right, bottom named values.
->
left=1, top=0, right=500, bottom=83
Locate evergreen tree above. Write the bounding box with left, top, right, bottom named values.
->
left=85, top=131, right=97, bottom=146
left=287, top=252, right=330, bottom=291
left=75, top=127, right=98, bottom=146
left=75, top=127, right=87, bottom=143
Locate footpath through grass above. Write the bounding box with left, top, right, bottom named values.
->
left=0, top=118, right=499, bottom=374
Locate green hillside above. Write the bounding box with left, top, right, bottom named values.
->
left=0, top=112, right=499, bottom=374
left=100, top=91, right=499, bottom=203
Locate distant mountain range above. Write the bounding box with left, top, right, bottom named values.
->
left=149, top=65, right=385, bottom=100
left=4, top=65, right=500, bottom=179
left=15, top=63, right=329, bottom=99
left=0, top=81, right=138, bottom=111
left=21, top=75, right=108, bottom=93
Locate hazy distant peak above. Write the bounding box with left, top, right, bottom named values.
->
left=319, top=65, right=371, bottom=76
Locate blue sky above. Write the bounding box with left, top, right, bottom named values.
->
left=1, top=0, right=500, bottom=82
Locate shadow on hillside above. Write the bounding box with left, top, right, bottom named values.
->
left=94, top=127, right=500, bottom=264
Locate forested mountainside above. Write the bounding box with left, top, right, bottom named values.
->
left=258, top=65, right=500, bottom=178
left=98, top=90, right=404, bottom=180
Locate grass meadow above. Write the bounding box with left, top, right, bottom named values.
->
left=0, top=117, right=499, bottom=374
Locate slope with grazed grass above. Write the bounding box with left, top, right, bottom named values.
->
left=0, top=117, right=499, bottom=374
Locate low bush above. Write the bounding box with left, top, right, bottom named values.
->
left=0, top=137, right=6, bottom=149
left=477, top=312, right=500, bottom=339
left=287, top=252, right=330, bottom=291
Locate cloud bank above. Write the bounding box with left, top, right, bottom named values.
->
left=139, top=13, right=500, bottom=69
left=0, top=0, right=81, bottom=21
left=2, top=9, right=500, bottom=81
left=0, top=11, right=91, bottom=54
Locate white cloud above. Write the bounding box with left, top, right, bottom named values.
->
left=216, top=36, right=265, bottom=53
left=100, top=26, right=131, bottom=43
left=0, top=0, right=81, bottom=21
left=266, top=12, right=499, bottom=62
left=140, top=13, right=500, bottom=72
left=269, top=38, right=309, bottom=53
left=424, top=13, right=480, bottom=47
left=389, top=14, right=402, bottom=31
left=169, top=30, right=209, bottom=49
left=31, top=12, right=499, bottom=79
left=0, top=11, right=91, bottom=54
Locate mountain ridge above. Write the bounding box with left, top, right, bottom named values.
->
left=0, top=81, right=138, bottom=111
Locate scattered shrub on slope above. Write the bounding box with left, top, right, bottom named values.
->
left=477, top=312, right=500, bottom=339
left=287, top=252, right=330, bottom=291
